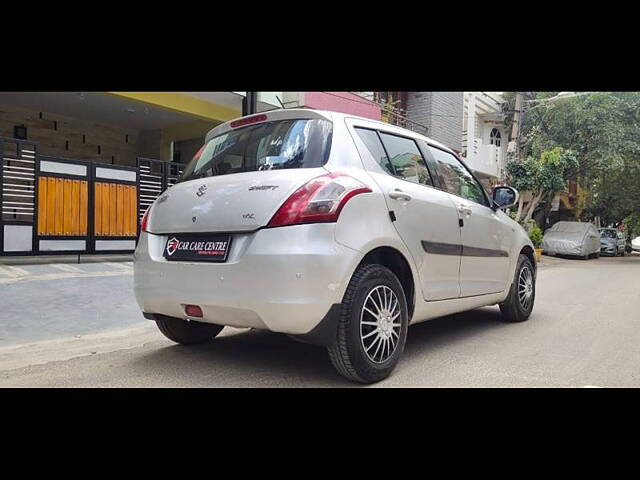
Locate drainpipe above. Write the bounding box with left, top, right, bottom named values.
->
left=242, top=92, right=258, bottom=116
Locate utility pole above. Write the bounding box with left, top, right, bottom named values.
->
left=242, top=92, right=258, bottom=116
left=508, top=92, right=524, bottom=159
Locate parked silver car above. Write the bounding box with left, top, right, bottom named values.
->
left=541, top=221, right=600, bottom=259
left=134, top=108, right=535, bottom=383
left=599, top=228, right=626, bottom=256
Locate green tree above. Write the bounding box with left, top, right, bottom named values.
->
left=529, top=225, right=543, bottom=248
left=506, top=147, right=578, bottom=223
left=503, top=92, right=640, bottom=226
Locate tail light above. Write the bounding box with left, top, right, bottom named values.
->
left=140, top=208, right=150, bottom=232
left=267, top=173, right=371, bottom=228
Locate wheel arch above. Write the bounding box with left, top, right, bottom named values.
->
left=356, top=246, right=416, bottom=320
left=520, top=245, right=536, bottom=274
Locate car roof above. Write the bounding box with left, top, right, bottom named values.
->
left=205, top=108, right=457, bottom=155
left=550, top=221, right=596, bottom=233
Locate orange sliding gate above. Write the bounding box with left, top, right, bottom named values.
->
left=37, top=157, right=139, bottom=254
left=1, top=146, right=140, bottom=256
left=94, top=182, right=138, bottom=238
left=37, top=177, right=89, bottom=237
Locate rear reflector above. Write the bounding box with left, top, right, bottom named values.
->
left=184, top=305, right=203, bottom=318
left=230, top=114, right=267, bottom=129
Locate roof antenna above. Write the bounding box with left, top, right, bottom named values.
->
left=275, top=95, right=286, bottom=109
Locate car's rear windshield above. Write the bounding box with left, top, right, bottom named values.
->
left=600, top=229, right=617, bottom=238
left=180, top=118, right=333, bottom=182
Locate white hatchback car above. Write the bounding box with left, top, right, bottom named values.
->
left=134, top=109, right=535, bottom=383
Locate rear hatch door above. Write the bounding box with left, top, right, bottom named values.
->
left=148, top=168, right=327, bottom=233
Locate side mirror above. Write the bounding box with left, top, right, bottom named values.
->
left=492, top=186, right=519, bottom=209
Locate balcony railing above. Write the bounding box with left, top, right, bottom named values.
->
left=464, top=139, right=503, bottom=178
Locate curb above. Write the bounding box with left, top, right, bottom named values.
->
left=0, top=254, right=133, bottom=266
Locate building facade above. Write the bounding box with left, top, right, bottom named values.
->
left=373, top=91, right=463, bottom=150
left=461, top=92, right=508, bottom=187
left=405, top=92, right=464, bottom=152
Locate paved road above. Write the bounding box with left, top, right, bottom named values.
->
left=0, top=261, right=142, bottom=346
left=1, top=254, right=639, bottom=387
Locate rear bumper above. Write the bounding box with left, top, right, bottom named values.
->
left=133, top=224, right=361, bottom=336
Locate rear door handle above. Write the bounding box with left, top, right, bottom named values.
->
left=389, top=189, right=412, bottom=202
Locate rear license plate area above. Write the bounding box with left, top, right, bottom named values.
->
left=164, top=234, right=231, bottom=262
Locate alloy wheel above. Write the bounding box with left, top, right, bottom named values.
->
left=360, top=285, right=402, bottom=364
left=518, top=265, right=534, bottom=310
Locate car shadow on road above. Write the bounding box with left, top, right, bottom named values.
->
left=403, top=306, right=509, bottom=359
left=130, top=306, right=509, bottom=387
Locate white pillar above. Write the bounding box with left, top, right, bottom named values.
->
left=466, top=93, right=477, bottom=166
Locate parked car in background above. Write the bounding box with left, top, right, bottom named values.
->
left=541, top=221, right=600, bottom=259
left=599, top=228, right=626, bottom=256
left=134, top=108, right=536, bottom=384
left=632, top=236, right=640, bottom=252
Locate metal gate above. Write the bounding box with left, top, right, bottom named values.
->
left=0, top=136, right=188, bottom=256
left=1, top=137, right=141, bottom=256
left=136, top=157, right=185, bottom=221
left=34, top=156, right=138, bottom=255
left=0, top=138, right=37, bottom=254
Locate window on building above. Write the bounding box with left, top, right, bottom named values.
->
left=490, top=128, right=501, bottom=147
left=379, top=132, right=434, bottom=187
left=428, top=146, right=488, bottom=206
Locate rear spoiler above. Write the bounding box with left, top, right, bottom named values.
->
left=205, top=109, right=333, bottom=143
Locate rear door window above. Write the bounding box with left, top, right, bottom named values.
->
left=378, top=132, right=434, bottom=187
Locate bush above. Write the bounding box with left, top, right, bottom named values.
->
left=529, top=226, right=543, bottom=248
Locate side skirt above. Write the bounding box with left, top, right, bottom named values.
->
left=409, top=291, right=507, bottom=326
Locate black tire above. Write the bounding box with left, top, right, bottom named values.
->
left=328, top=264, right=409, bottom=384
left=499, top=254, right=535, bottom=323
left=155, top=315, right=224, bottom=345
